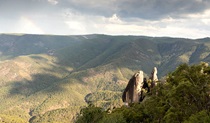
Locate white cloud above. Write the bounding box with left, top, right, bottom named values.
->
left=48, top=0, right=58, bottom=5
left=57, top=9, right=210, bottom=38
left=0, top=0, right=209, bottom=38
left=65, top=21, right=86, bottom=34
left=108, top=14, right=123, bottom=24
left=17, top=17, right=44, bottom=34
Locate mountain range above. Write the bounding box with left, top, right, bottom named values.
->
left=0, top=34, right=209, bottom=122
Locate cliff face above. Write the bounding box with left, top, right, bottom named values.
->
left=122, top=71, right=144, bottom=104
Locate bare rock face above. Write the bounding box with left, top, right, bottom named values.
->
left=150, top=67, right=158, bottom=81
left=122, top=71, right=144, bottom=104
left=136, top=71, right=144, bottom=93
left=150, top=67, right=158, bottom=87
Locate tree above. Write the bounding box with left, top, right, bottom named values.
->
left=76, top=63, right=210, bottom=123
left=76, top=104, right=104, bottom=123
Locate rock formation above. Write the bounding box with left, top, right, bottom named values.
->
left=122, top=67, right=159, bottom=104
left=122, top=71, right=144, bottom=104
left=149, top=67, right=158, bottom=88
left=139, top=78, right=150, bottom=102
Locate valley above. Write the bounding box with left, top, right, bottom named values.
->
left=0, top=34, right=209, bottom=122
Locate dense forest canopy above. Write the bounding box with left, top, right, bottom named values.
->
left=76, top=63, right=210, bottom=123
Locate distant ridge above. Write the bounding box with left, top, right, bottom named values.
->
left=0, top=34, right=210, bottom=122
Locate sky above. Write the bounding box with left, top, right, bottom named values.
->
left=0, top=0, right=210, bottom=39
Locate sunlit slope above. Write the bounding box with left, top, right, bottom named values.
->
left=0, top=54, right=130, bottom=122
left=0, top=34, right=210, bottom=122
left=0, top=54, right=95, bottom=122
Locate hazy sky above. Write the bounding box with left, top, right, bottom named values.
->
left=0, top=0, right=210, bottom=38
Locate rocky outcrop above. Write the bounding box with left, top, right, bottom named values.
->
left=122, top=71, right=144, bottom=104
left=149, top=67, right=158, bottom=88
left=122, top=67, right=159, bottom=104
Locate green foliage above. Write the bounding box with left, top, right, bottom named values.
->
left=85, top=90, right=123, bottom=109
left=161, top=65, right=208, bottom=122
left=184, top=110, right=210, bottom=123
left=1, top=34, right=210, bottom=122
left=29, top=107, right=81, bottom=123
left=76, top=63, right=210, bottom=123
left=76, top=105, right=104, bottom=123
left=100, top=112, right=126, bottom=123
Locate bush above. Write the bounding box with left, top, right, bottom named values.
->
left=76, top=63, right=210, bottom=123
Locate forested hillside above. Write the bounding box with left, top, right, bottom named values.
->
left=0, top=34, right=209, bottom=122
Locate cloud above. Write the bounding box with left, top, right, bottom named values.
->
left=0, top=0, right=209, bottom=38
left=48, top=0, right=58, bottom=5
left=108, top=14, right=123, bottom=24
left=1, top=0, right=210, bottom=20
left=57, top=0, right=210, bottom=20
left=65, top=21, right=86, bottom=33
left=117, top=0, right=210, bottom=20
left=17, top=17, right=44, bottom=34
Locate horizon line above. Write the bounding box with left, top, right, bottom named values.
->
left=0, top=33, right=209, bottom=40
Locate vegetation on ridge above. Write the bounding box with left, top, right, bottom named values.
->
left=76, top=63, right=210, bottom=123
left=0, top=34, right=210, bottom=122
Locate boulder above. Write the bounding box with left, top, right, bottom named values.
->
left=122, top=71, right=144, bottom=104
